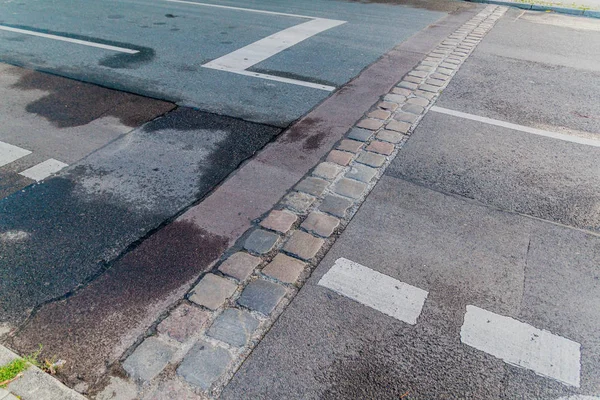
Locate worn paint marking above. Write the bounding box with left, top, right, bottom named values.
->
left=461, top=305, right=581, bottom=387
left=0, top=140, right=31, bottom=168
left=318, top=258, right=428, bottom=325
left=19, top=158, right=68, bottom=181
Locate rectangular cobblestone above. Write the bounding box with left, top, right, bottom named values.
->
left=407, top=97, right=429, bottom=107
left=383, top=93, right=406, bottom=103
left=425, top=78, right=446, bottom=87
left=301, top=212, right=340, bottom=238
left=207, top=308, right=259, bottom=347
left=355, top=118, right=383, bottom=130
left=260, top=209, right=297, bottom=234
left=408, top=70, right=428, bottom=78
left=402, top=103, right=425, bottom=114
left=377, top=101, right=398, bottom=111
left=262, top=253, right=306, bottom=284
left=439, top=62, right=458, bottom=70
left=189, top=273, right=238, bottom=310
left=436, top=67, right=454, bottom=75
left=177, top=341, right=232, bottom=391
left=415, top=65, right=434, bottom=72
left=158, top=304, right=210, bottom=343
left=219, top=252, right=261, bottom=281
left=376, top=130, right=404, bottom=144
left=318, top=195, right=353, bottom=218
left=282, top=191, right=316, bottom=214
left=430, top=72, right=449, bottom=81
left=346, top=127, right=373, bottom=142
left=337, top=139, right=364, bottom=153
left=238, top=278, right=287, bottom=315
left=356, top=151, right=386, bottom=168
left=398, top=81, right=418, bottom=90
left=244, top=229, right=280, bottom=255
left=284, top=230, right=325, bottom=260
left=418, top=84, right=441, bottom=93
left=326, top=149, right=353, bottom=166
left=123, top=337, right=177, bottom=382
left=386, top=120, right=411, bottom=133
left=394, top=112, right=418, bottom=123
left=333, top=178, right=367, bottom=199
left=391, top=87, right=412, bottom=96
left=404, top=75, right=422, bottom=84
left=367, top=109, right=391, bottom=120
left=366, top=141, right=394, bottom=156
left=294, top=176, right=329, bottom=197
left=312, top=162, right=343, bottom=181
left=346, top=164, right=378, bottom=183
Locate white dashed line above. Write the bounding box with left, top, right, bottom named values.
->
left=0, top=140, right=31, bottom=168
left=19, top=158, right=68, bottom=181
left=318, top=258, right=428, bottom=325
left=461, top=305, right=581, bottom=387
left=431, top=106, right=600, bottom=148
left=0, top=25, right=139, bottom=54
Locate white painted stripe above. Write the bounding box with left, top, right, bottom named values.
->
left=164, top=0, right=318, bottom=19
left=431, top=106, right=600, bottom=148
left=461, top=305, right=581, bottom=387
left=318, top=258, right=428, bottom=325
left=204, top=18, right=345, bottom=71
left=19, top=158, right=68, bottom=181
left=0, top=141, right=31, bottom=168
left=0, top=25, right=139, bottom=54
left=204, top=65, right=335, bottom=91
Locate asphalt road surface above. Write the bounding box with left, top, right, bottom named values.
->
left=222, top=10, right=600, bottom=400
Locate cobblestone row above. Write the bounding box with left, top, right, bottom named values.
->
left=109, top=6, right=508, bottom=399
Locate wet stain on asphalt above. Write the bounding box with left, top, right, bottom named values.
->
left=283, top=116, right=330, bottom=150
left=7, top=220, right=228, bottom=388
left=9, top=66, right=175, bottom=128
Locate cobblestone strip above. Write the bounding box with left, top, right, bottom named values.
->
left=110, top=5, right=507, bottom=399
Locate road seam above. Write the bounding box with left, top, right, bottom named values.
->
left=109, top=5, right=508, bottom=399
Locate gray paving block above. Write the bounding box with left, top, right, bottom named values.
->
left=244, top=229, right=280, bottom=255
left=346, top=164, right=378, bottom=183
left=207, top=308, right=259, bottom=347
left=346, top=127, right=373, bottom=143
left=238, top=279, right=287, bottom=315
left=177, top=341, right=232, bottom=391
left=123, top=337, right=177, bottom=382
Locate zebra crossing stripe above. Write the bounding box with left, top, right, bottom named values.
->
left=0, top=140, right=31, bottom=168
left=19, top=158, right=68, bottom=181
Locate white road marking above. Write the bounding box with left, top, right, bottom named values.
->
left=19, top=158, right=68, bottom=181
left=165, top=0, right=318, bottom=19
left=461, top=305, right=581, bottom=387
left=318, top=258, right=428, bottom=325
left=0, top=141, right=31, bottom=168
left=204, top=18, right=345, bottom=71
left=0, top=25, right=139, bottom=54
left=431, top=106, right=600, bottom=148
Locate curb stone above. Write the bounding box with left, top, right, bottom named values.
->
left=107, top=5, right=508, bottom=399
left=467, top=0, right=600, bottom=18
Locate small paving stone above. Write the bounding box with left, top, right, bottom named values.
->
left=418, top=84, right=440, bottom=94
left=367, top=109, right=391, bottom=120
left=421, top=60, right=437, bottom=67
left=282, top=191, right=316, bottom=213
left=398, top=80, right=418, bottom=90
left=318, top=195, right=353, bottom=218
left=440, top=62, right=458, bottom=70
left=391, top=87, right=412, bottom=96
left=407, top=97, right=429, bottom=107
left=238, top=278, right=287, bottom=314
left=376, top=130, right=404, bottom=144
left=404, top=75, right=422, bottom=84
left=346, top=164, right=378, bottom=183
left=346, top=127, right=373, bottom=142
left=444, top=57, right=462, bottom=65
left=383, top=93, right=406, bottom=103
left=207, top=308, right=259, bottom=347
left=123, top=337, right=177, bottom=382
left=294, top=176, right=329, bottom=197
left=430, top=72, right=449, bottom=80
left=244, top=229, right=280, bottom=255
left=366, top=141, right=394, bottom=156
left=394, top=112, right=418, bottom=124
left=260, top=209, right=297, bottom=234
left=312, top=162, right=343, bottom=181
left=356, top=151, right=386, bottom=168
left=402, top=103, right=425, bottom=114
left=284, top=230, right=325, bottom=260
left=424, top=56, right=442, bottom=63
left=301, top=212, right=340, bottom=237
left=386, top=120, right=411, bottom=133
left=436, top=67, right=454, bottom=75
left=177, top=341, right=232, bottom=390
left=426, top=78, right=446, bottom=87
left=157, top=304, right=210, bottom=343
left=377, top=101, right=398, bottom=111
left=97, top=377, right=138, bottom=400
left=415, top=90, right=436, bottom=100
left=326, top=149, right=353, bottom=166
left=262, top=253, right=306, bottom=284
left=337, top=139, right=364, bottom=153
left=408, top=70, right=428, bottom=78
left=415, top=65, right=434, bottom=72
left=355, top=118, right=383, bottom=130
left=333, top=178, right=367, bottom=199
left=219, top=252, right=261, bottom=281
left=139, top=379, right=204, bottom=400
left=189, top=273, right=238, bottom=310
